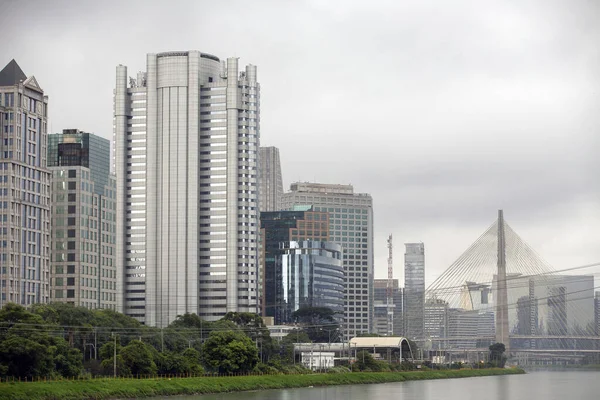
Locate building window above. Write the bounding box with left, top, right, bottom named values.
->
left=66, top=290, right=75, bottom=298
left=68, top=170, right=76, bottom=178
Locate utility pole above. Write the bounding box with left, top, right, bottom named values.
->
left=112, top=333, right=117, bottom=378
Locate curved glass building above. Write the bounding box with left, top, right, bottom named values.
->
left=275, top=240, right=344, bottom=324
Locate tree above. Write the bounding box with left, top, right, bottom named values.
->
left=353, top=351, right=381, bottom=372
left=279, top=330, right=311, bottom=364
left=292, top=307, right=340, bottom=343
left=488, top=343, right=506, bottom=368
left=155, top=348, right=203, bottom=375
left=202, top=330, right=259, bottom=374
left=0, top=303, right=82, bottom=378
left=222, top=312, right=275, bottom=362
left=120, top=340, right=157, bottom=375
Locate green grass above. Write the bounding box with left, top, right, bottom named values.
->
left=0, top=368, right=525, bottom=400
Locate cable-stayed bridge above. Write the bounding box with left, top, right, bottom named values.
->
left=423, top=210, right=599, bottom=357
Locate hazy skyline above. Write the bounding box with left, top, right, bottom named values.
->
left=1, top=0, right=598, bottom=286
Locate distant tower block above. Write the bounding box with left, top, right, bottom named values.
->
left=496, top=210, right=510, bottom=350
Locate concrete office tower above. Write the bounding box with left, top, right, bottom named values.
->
left=259, top=146, right=283, bottom=212
left=0, top=60, right=51, bottom=307
left=281, top=182, right=374, bottom=339
left=114, top=51, right=260, bottom=326
left=48, top=130, right=116, bottom=309
left=424, top=298, right=448, bottom=349
left=404, top=243, right=425, bottom=341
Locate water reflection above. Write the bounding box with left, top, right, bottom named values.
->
left=150, top=371, right=600, bottom=400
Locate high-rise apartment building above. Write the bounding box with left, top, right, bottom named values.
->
left=0, top=60, right=51, bottom=307
left=258, top=146, right=283, bottom=212
left=48, top=130, right=116, bottom=309
left=114, top=51, right=260, bottom=326
left=404, top=243, right=425, bottom=341
left=281, top=182, right=373, bottom=339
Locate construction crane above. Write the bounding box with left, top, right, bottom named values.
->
left=387, top=234, right=394, bottom=335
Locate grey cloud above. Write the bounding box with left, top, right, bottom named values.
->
left=1, top=0, right=598, bottom=285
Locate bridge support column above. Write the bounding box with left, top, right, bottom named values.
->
left=496, top=210, right=510, bottom=352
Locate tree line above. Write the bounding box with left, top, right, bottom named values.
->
left=0, top=303, right=342, bottom=379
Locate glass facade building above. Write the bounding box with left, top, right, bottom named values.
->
left=260, top=209, right=332, bottom=322
left=49, top=163, right=116, bottom=310
left=48, top=130, right=116, bottom=310
left=279, top=240, right=344, bottom=324
left=373, top=279, right=403, bottom=336
left=281, top=182, right=374, bottom=339
left=404, top=243, right=425, bottom=340
left=0, top=60, right=51, bottom=307
left=48, top=129, right=111, bottom=196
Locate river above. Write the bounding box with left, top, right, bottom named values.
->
left=145, top=371, right=600, bottom=400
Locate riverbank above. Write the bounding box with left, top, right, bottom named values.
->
left=524, top=364, right=600, bottom=371
left=0, top=368, right=525, bottom=400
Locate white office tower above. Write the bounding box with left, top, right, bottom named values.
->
left=114, top=51, right=260, bottom=326
left=0, top=60, right=51, bottom=307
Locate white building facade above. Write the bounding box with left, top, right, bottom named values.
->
left=0, top=60, right=51, bottom=307
left=114, top=51, right=260, bottom=326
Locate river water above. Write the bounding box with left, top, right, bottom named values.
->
left=147, top=371, right=599, bottom=400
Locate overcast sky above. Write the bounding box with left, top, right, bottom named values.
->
left=1, top=0, right=598, bottom=286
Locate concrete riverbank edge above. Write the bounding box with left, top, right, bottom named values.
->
left=0, top=368, right=525, bottom=400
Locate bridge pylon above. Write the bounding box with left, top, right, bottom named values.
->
left=496, top=210, right=510, bottom=352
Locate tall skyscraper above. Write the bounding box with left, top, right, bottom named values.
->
left=48, top=129, right=116, bottom=309
left=259, top=146, right=283, bottom=212
left=404, top=243, right=425, bottom=341
left=0, top=60, right=51, bottom=307
left=114, top=51, right=260, bottom=326
left=281, top=182, right=374, bottom=339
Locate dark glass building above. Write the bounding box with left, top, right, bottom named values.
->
left=48, top=129, right=110, bottom=196
left=260, top=210, right=343, bottom=324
